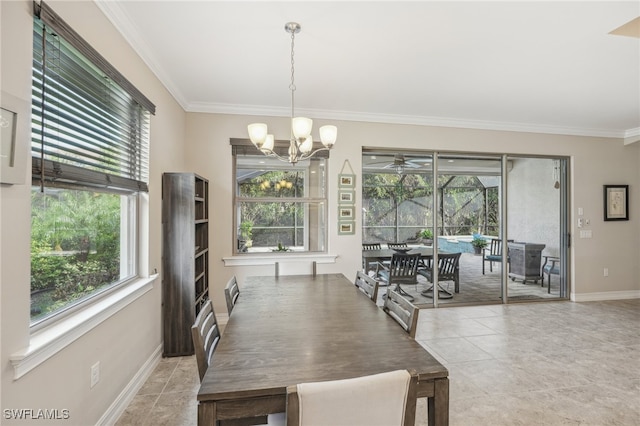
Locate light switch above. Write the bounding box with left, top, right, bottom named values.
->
left=578, top=207, right=583, bottom=215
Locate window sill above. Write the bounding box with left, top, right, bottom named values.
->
left=10, top=275, right=157, bottom=380
left=222, top=253, right=338, bottom=267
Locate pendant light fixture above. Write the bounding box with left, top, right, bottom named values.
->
left=247, top=22, right=337, bottom=165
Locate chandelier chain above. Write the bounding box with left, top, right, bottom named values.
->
left=290, top=29, right=296, bottom=128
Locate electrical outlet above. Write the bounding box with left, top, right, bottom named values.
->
left=603, top=268, right=609, bottom=277
left=91, top=362, right=100, bottom=388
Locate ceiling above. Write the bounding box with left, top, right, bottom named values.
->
left=96, top=1, right=640, bottom=141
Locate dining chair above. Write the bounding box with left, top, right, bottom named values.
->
left=383, top=288, right=419, bottom=338
left=418, top=252, right=461, bottom=299
left=376, top=252, right=420, bottom=302
left=193, top=300, right=275, bottom=426
left=275, top=261, right=317, bottom=277
left=191, top=300, right=221, bottom=381
left=224, top=275, right=240, bottom=315
left=354, top=270, right=379, bottom=302
left=286, top=369, right=418, bottom=426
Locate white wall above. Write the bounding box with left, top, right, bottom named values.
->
left=186, top=114, right=640, bottom=316
left=1, top=1, right=186, bottom=424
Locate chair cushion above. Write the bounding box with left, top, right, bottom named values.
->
left=297, top=370, right=410, bottom=426
left=485, top=255, right=502, bottom=262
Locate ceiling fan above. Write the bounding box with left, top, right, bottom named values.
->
left=365, top=154, right=430, bottom=174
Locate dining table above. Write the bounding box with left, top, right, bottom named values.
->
left=362, top=246, right=438, bottom=274
left=197, top=273, right=449, bottom=425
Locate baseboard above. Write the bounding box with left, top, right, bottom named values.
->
left=96, top=344, right=163, bottom=426
left=571, top=290, right=640, bottom=302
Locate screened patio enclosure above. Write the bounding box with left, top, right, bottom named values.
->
left=362, top=152, right=502, bottom=243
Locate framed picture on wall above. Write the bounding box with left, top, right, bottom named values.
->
left=603, top=184, right=629, bottom=221
left=1, top=91, right=29, bottom=185
left=338, top=174, right=355, bottom=188
left=338, top=189, right=355, bottom=204
left=339, top=206, right=355, bottom=219
left=338, top=221, right=355, bottom=235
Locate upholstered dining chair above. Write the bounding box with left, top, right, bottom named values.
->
left=224, top=275, right=240, bottom=315
left=376, top=252, right=420, bottom=302
left=191, top=300, right=221, bottom=381
left=383, top=288, right=419, bottom=338
left=418, top=252, right=461, bottom=299
left=286, top=369, right=418, bottom=426
left=354, top=270, right=379, bottom=302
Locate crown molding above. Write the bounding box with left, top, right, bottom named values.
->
left=187, top=101, right=633, bottom=139
left=96, top=1, right=637, bottom=141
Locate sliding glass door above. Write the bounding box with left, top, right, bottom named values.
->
left=505, top=156, right=569, bottom=300
left=362, top=149, right=569, bottom=307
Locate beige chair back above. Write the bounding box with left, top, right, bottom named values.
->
left=286, top=369, right=418, bottom=426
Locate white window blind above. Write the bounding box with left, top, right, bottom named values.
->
left=32, top=1, right=155, bottom=192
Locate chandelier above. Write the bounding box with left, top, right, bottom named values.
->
left=247, top=22, right=337, bottom=165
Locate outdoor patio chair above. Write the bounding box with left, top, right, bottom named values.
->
left=419, top=252, right=461, bottom=299
left=376, top=252, right=420, bottom=302
left=541, top=255, right=560, bottom=293
left=362, top=243, right=382, bottom=271
left=482, top=238, right=511, bottom=274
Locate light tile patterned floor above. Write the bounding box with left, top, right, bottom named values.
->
left=116, top=299, right=640, bottom=426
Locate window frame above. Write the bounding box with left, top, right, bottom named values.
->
left=231, top=138, right=329, bottom=255
left=29, top=1, right=154, bottom=328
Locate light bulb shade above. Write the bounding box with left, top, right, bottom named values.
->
left=319, top=125, right=337, bottom=147
left=292, top=117, right=313, bottom=139
left=248, top=123, right=268, bottom=147
left=299, top=136, right=313, bottom=154
left=262, top=134, right=275, bottom=152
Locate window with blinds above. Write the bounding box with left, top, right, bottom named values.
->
left=30, top=1, right=155, bottom=326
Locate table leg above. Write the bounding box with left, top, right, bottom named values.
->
left=198, top=401, right=217, bottom=426
left=427, top=377, right=449, bottom=426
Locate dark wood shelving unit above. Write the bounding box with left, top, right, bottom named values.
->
left=162, top=173, right=209, bottom=357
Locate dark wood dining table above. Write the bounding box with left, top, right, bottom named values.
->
left=362, top=246, right=437, bottom=273
left=197, top=273, right=449, bottom=425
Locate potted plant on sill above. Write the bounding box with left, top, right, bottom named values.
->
left=471, top=235, right=488, bottom=255
left=272, top=242, right=291, bottom=252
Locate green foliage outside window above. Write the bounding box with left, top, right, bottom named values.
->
left=30, top=188, right=122, bottom=321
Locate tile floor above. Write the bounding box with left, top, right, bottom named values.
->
left=116, top=299, right=640, bottom=426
